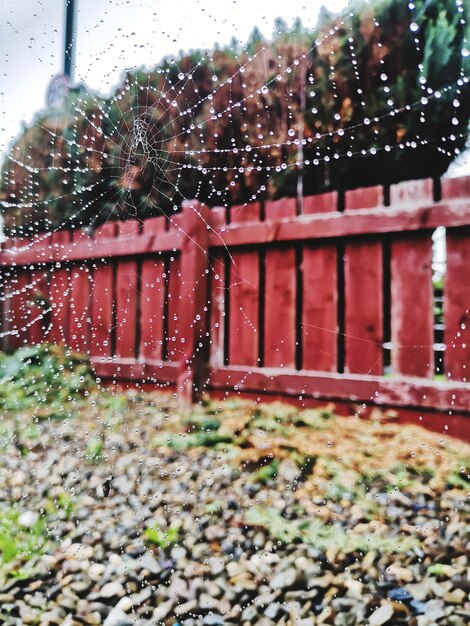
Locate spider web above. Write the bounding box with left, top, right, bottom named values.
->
left=0, top=1, right=469, bottom=623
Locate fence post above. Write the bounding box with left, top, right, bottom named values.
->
left=176, top=200, right=210, bottom=403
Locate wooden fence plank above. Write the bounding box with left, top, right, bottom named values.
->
left=264, top=198, right=297, bottom=368
left=140, top=217, right=166, bottom=361
left=445, top=228, right=470, bottom=382
left=228, top=201, right=261, bottom=367
left=48, top=231, right=71, bottom=345
left=208, top=365, right=470, bottom=413
left=229, top=201, right=260, bottom=223
left=302, top=244, right=338, bottom=371
left=10, top=267, right=28, bottom=350
left=0, top=240, right=15, bottom=351
left=302, top=190, right=338, bottom=214
left=391, top=235, right=433, bottom=377
left=345, top=186, right=383, bottom=210
left=90, top=223, right=116, bottom=358
left=344, top=240, right=383, bottom=375
left=229, top=250, right=260, bottom=366
left=115, top=221, right=139, bottom=358
left=206, top=200, right=470, bottom=249
left=28, top=267, right=49, bottom=346
left=209, top=252, right=226, bottom=367
left=174, top=201, right=210, bottom=400
left=68, top=230, right=91, bottom=353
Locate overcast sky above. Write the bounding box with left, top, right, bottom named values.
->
left=0, top=0, right=348, bottom=157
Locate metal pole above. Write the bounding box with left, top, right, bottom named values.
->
left=64, top=0, right=76, bottom=81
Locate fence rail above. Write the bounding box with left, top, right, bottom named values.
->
left=1, top=176, right=469, bottom=429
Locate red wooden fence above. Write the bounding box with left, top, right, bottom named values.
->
left=1, top=177, right=470, bottom=434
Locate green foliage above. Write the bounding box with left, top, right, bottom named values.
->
left=85, top=437, right=104, bottom=463
left=0, top=508, right=49, bottom=565
left=246, top=506, right=417, bottom=553
left=144, top=524, right=180, bottom=548
left=2, top=0, right=467, bottom=232
left=251, top=459, right=280, bottom=484
left=152, top=431, right=233, bottom=450
left=0, top=344, right=94, bottom=419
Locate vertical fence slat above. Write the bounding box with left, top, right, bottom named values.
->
left=445, top=228, right=470, bottom=382
left=264, top=198, right=296, bottom=368
left=344, top=240, right=383, bottom=375
left=302, top=190, right=338, bottom=214
left=166, top=212, right=184, bottom=362
left=1, top=240, right=15, bottom=352
left=208, top=207, right=228, bottom=368
left=68, top=230, right=91, bottom=353
left=229, top=250, right=260, bottom=366
left=90, top=223, right=116, bottom=358
left=176, top=201, right=210, bottom=400
left=11, top=261, right=28, bottom=350
left=115, top=221, right=139, bottom=358
left=209, top=252, right=226, bottom=367
left=229, top=201, right=260, bottom=223
left=229, top=202, right=261, bottom=367
left=28, top=267, right=49, bottom=346
left=391, top=235, right=433, bottom=377
left=140, top=217, right=166, bottom=361
left=49, top=231, right=71, bottom=345
left=302, top=244, right=337, bottom=372
left=27, top=234, right=50, bottom=346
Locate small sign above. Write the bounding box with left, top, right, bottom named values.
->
left=46, top=74, right=70, bottom=109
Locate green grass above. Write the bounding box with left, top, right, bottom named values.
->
left=0, top=507, right=49, bottom=565
left=144, top=524, right=180, bottom=549
left=246, top=506, right=417, bottom=554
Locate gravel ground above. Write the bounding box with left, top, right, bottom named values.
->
left=0, top=385, right=469, bottom=626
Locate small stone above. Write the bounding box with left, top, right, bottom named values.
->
left=423, top=599, right=445, bottom=621
left=18, top=510, right=39, bottom=528
left=278, top=458, right=300, bottom=482
left=11, top=470, right=26, bottom=487
left=64, top=543, right=94, bottom=560
left=208, top=556, right=225, bottom=576
left=88, top=563, right=106, bottom=582
left=116, top=596, right=133, bottom=612
left=152, top=599, right=174, bottom=622
left=443, top=588, right=466, bottom=604
left=103, top=607, right=133, bottom=626
left=99, top=582, right=126, bottom=600
left=137, top=552, right=161, bottom=575
left=202, top=615, right=225, bottom=625
left=264, top=603, right=282, bottom=620
left=0, top=593, right=15, bottom=603
left=344, top=579, right=363, bottom=600
left=242, top=605, right=258, bottom=621
left=199, top=593, right=220, bottom=610
left=174, top=599, right=198, bottom=616
left=368, top=603, right=394, bottom=626
left=270, top=568, right=297, bottom=589
left=388, top=587, right=413, bottom=602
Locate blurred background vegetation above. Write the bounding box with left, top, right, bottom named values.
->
left=0, top=0, right=469, bottom=233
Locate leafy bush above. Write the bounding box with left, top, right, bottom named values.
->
left=1, top=0, right=468, bottom=232
left=0, top=344, right=95, bottom=418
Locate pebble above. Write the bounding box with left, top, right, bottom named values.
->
left=18, top=510, right=40, bottom=528
left=64, top=544, right=94, bottom=560
left=102, top=607, right=133, bottom=626
left=98, top=582, right=126, bottom=599
left=270, top=568, right=298, bottom=589
left=0, top=392, right=467, bottom=626
left=368, top=603, right=394, bottom=625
